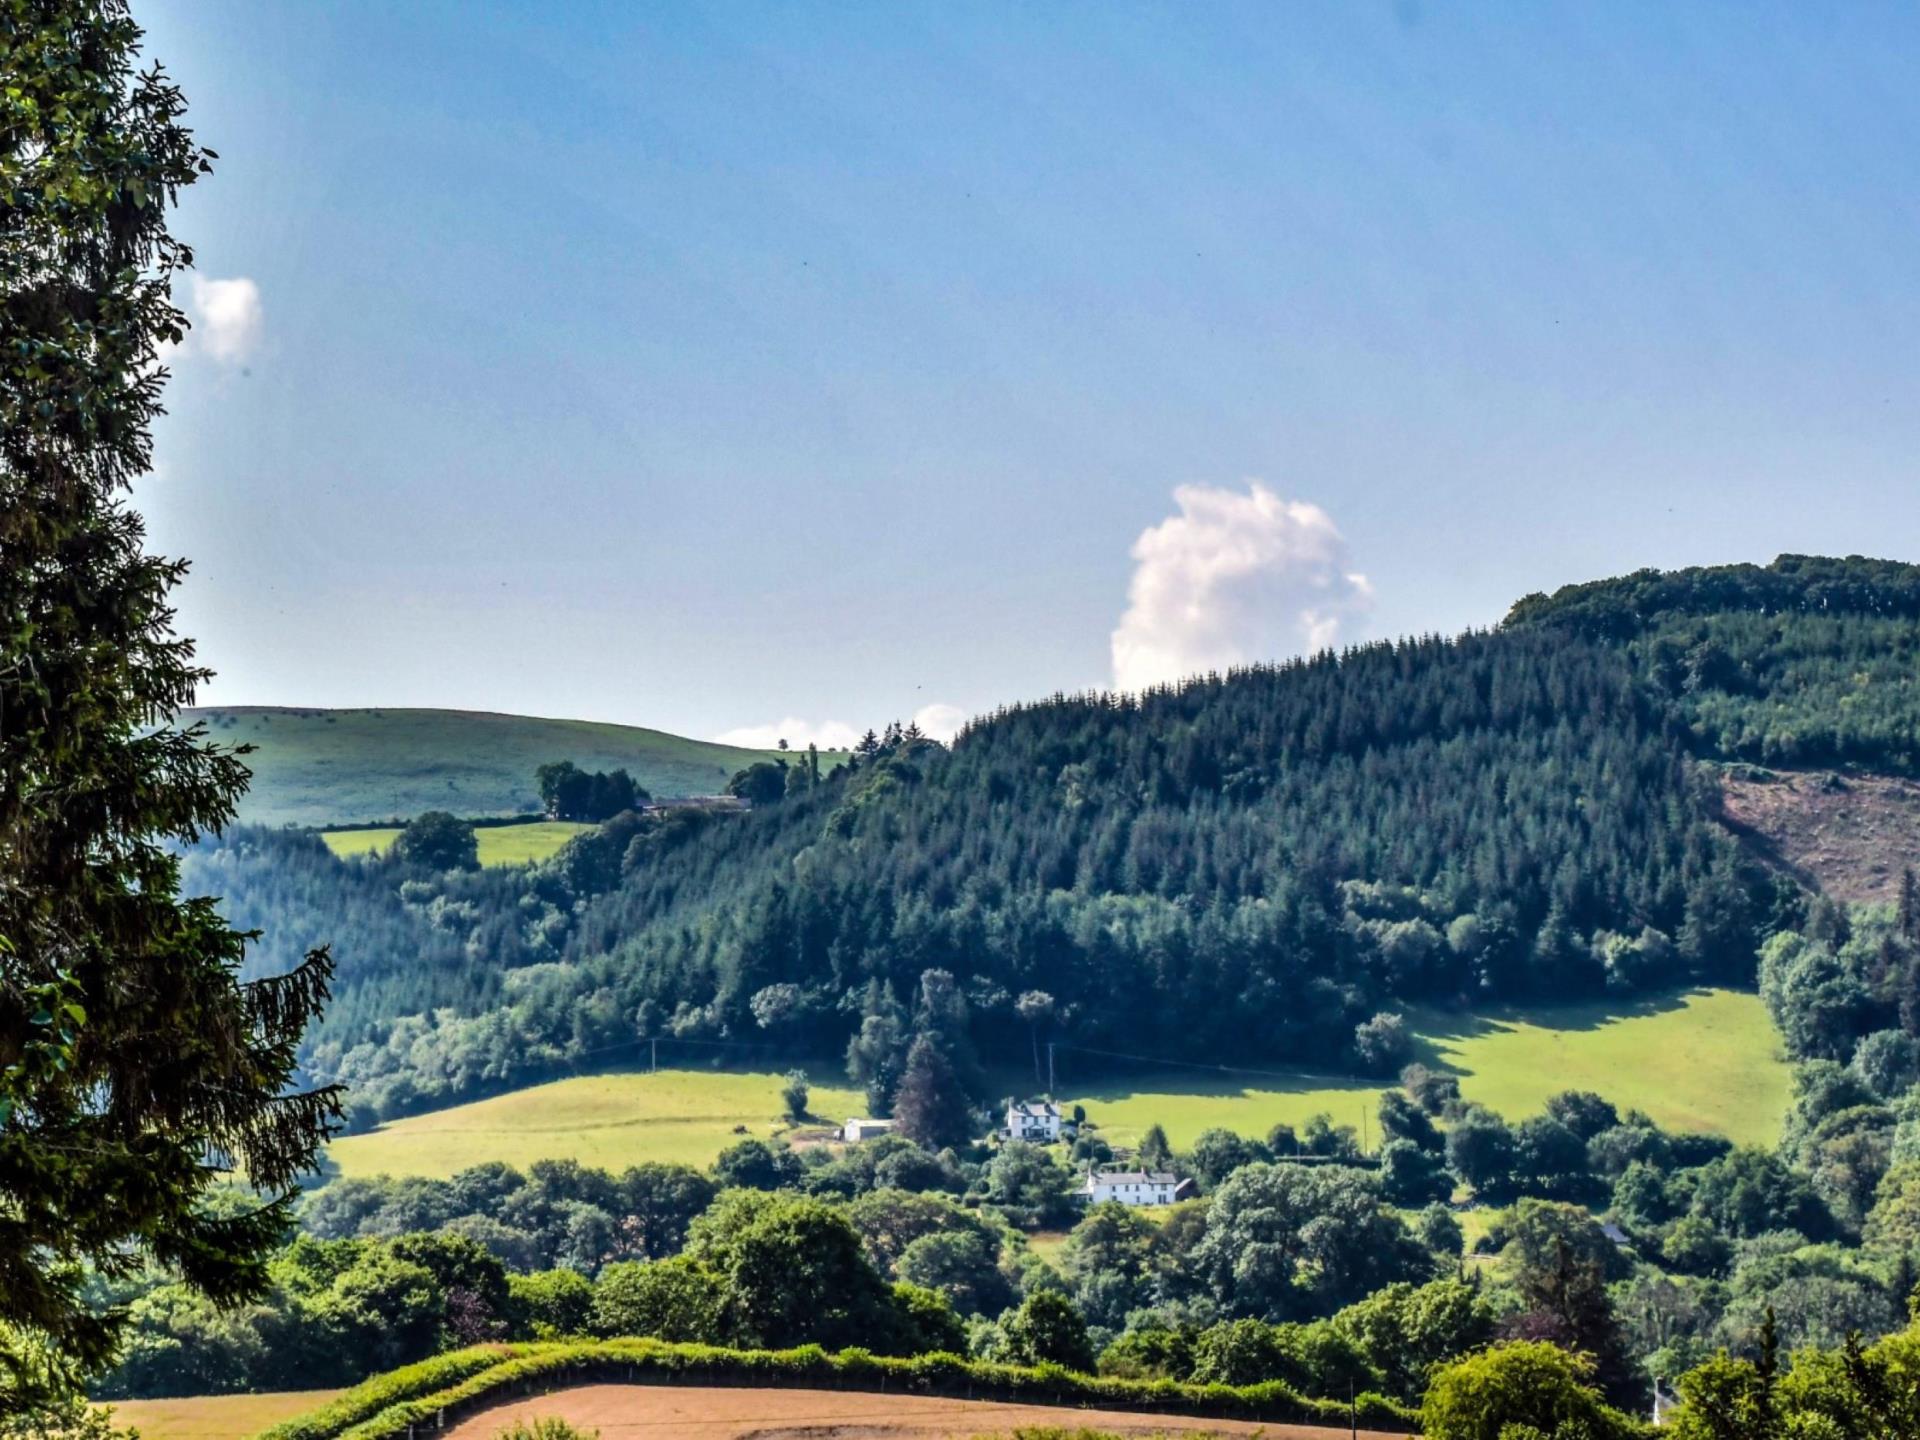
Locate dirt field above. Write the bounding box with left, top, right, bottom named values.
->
left=441, top=1383, right=1409, bottom=1439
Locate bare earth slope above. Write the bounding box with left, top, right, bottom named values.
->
left=440, top=1384, right=1404, bottom=1439
left=1717, top=767, right=1920, bottom=905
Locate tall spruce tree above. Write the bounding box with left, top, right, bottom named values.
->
left=891, top=1034, right=971, bottom=1150
left=0, top=1, right=339, bottom=1411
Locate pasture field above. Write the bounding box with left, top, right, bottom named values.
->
left=101, top=1390, right=343, bottom=1440
left=326, top=989, right=1787, bottom=1180
left=1059, top=988, right=1787, bottom=1153
left=327, top=1067, right=869, bottom=1179
left=1411, top=987, right=1790, bottom=1149
left=181, top=705, right=836, bottom=827
left=319, top=820, right=590, bottom=866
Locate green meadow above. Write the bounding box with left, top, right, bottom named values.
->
left=1065, top=988, right=1788, bottom=1154
left=1411, top=987, right=1791, bottom=1149
left=325, top=989, right=1788, bottom=1181
left=320, top=819, right=590, bottom=866
left=327, top=1067, right=869, bottom=1179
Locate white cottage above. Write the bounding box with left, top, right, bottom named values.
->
left=1079, top=1169, right=1193, bottom=1206
left=1004, top=1099, right=1064, bottom=1142
left=842, top=1117, right=895, bottom=1143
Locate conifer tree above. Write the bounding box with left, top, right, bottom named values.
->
left=0, top=2, right=339, bottom=1410
left=891, top=1034, right=971, bottom=1150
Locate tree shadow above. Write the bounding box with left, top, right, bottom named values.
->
left=1405, top=986, right=1713, bottom=1077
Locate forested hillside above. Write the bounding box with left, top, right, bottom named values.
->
left=180, top=556, right=1920, bottom=1125
left=1507, top=553, right=1920, bottom=773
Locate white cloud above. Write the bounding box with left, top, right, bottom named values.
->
left=714, top=717, right=865, bottom=751
left=1110, top=482, right=1373, bottom=692
left=714, top=701, right=969, bottom=751
left=186, top=275, right=264, bottom=365
left=910, top=702, right=968, bottom=743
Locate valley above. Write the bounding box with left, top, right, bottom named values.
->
left=80, top=559, right=1920, bottom=1429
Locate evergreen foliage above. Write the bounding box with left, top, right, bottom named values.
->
left=0, top=0, right=337, bottom=1411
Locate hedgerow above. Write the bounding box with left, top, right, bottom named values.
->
left=262, top=1338, right=1420, bottom=1440
left=253, top=1345, right=541, bottom=1440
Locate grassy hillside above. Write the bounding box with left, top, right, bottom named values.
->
left=320, top=819, right=590, bottom=866
left=326, top=990, right=1787, bottom=1179
left=328, top=1066, right=868, bottom=1178
left=182, top=706, right=812, bottom=827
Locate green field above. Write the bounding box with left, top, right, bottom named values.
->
left=1063, top=988, right=1789, bottom=1154
left=325, top=990, right=1787, bottom=1181
left=1412, top=987, right=1791, bottom=1149
left=327, top=1067, right=869, bottom=1179
left=180, top=705, right=835, bottom=828
left=101, top=1390, right=343, bottom=1440
left=320, top=819, right=590, bottom=866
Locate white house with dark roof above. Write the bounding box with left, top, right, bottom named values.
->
left=1080, top=1169, right=1194, bottom=1206
left=1004, top=1099, right=1064, bottom=1142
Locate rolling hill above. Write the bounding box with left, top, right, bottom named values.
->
left=180, top=706, right=811, bottom=827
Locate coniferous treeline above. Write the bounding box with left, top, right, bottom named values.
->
left=1509, top=554, right=1920, bottom=772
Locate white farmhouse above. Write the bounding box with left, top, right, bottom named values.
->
left=842, top=1117, right=895, bottom=1143
left=1079, top=1169, right=1193, bottom=1206
left=1004, top=1099, right=1064, bottom=1142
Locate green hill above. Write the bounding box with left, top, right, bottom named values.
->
left=179, top=706, right=808, bottom=827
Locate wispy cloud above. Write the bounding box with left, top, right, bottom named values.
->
left=1110, top=481, right=1372, bottom=691
left=170, top=275, right=264, bottom=366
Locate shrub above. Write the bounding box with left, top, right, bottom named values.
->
left=1421, top=1342, right=1645, bottom=1440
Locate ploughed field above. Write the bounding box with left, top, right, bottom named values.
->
left=438, top=1382, right=1406, bottom=1439
left=327, top=988, right=1786, bottom=1179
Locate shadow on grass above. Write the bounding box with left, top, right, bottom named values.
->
left=1404, top=986, right=1722, bottom=1076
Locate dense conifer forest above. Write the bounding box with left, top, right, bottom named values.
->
left=181, top=555, right=1920, bottom=1125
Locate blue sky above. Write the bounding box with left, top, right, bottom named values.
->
left=137, top=1, right=1920, bottom=745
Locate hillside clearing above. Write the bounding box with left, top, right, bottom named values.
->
left=320, top=820, right=590, bottom=866
left=100, top=1390, right=343, bottom=1440
left=327, top=1068, right=869, bottom=1179
left=438, top=1382, right=1398, bottom=1439
left=327, top=990, right=1786, bottom=1179
left=1718, top=765, right=1920, bottom=905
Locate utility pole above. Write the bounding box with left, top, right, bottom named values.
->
left=650, top=1038, right=657, bottom=1074
left=1046, top=1041, right=1055, bottom=1097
